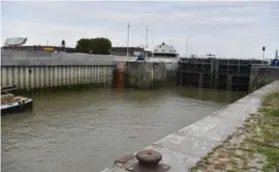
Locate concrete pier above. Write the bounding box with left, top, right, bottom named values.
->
left=123, top=61, right=168, bottom=89
left=249, top=65, right=279, bottom=91
left=1, top=51, right=177, bottom=91
left=100, top=80, right=279, bottom=172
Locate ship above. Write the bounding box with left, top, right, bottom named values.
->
left=147, top=42, right=179, bottom=63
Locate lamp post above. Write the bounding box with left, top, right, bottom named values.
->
left=262, top=46, right=265, bottom=65
left=186, top=37, right=189, bottom=57
left=145, top=26, right=148, bottom=59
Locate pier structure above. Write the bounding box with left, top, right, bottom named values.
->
left=1, top=50, right=175, bottom=91
left=1, top=49, right=279, bottom=92
left=177, top=58, right=272, bottom=91
left=177, top=58, right=215, bottom=89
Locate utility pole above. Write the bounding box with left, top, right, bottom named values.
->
left=186, top=37, right=189, bottom=57
left=150, top=29, right=154, bottom=57
left=190, top=44, right=193, bottom=56
left=127, top=21, right=130, bottom=57
left=145, top=26, right=148, bottom=59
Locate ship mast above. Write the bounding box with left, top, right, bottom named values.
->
left=126, top=21, right=130, bottom=57
left=145, top=26, right=148, bottom=59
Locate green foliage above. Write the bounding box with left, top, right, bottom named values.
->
left=270, top=109, right=279, bottom=117
left=257, top=91, right=279, bottom=170
left=75, top=37, right=112, bottom=54
left=258, top=147, right=279, bottom=170
left=75, top=38, right=92, bottom=53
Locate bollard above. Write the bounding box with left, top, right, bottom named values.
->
left=136, top=149, right=162, bottom=168
left=126, top=149, right=170, bottom=172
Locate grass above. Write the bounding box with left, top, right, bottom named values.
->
left=258, top=147, right=279, bottom=170
left=270, top=109, right=279, bottom=117
left=189, top=91, right=279, bottom=172
left=254, top=91, right=279, bottom=171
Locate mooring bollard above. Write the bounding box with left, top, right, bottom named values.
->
left=136, top=149, right=162, bottom=168
left=126, top=149, right=170, bottom=172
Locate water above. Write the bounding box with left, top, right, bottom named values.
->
left=1, top=87, right=246, bottom=172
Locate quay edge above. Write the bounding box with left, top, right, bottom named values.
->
left=100, top=80, right=279, bottom=172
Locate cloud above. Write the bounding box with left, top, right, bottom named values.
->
left=1, top=1, right=278, bottom=58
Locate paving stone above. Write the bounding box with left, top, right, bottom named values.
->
left=177, top=115, right=240, bottom=142
left=153, top=133, right=221, bottom=158
left=143, top=144, right=201, bottom=172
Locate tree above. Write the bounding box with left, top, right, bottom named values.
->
left=75, top=38, right=93, bottom=53
left=75, top=37, right=112, bottom=54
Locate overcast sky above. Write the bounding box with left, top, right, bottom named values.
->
left=1, top=1, right=279, bottom=58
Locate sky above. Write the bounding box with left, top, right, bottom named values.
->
left=1, top=1, right=279, bottom=58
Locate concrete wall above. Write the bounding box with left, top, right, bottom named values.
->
left=123, top=61, right=167, bottom=89
left=1, top=51, right=122, bottom=90
left=1, top=65, right=114, bottom=90
left=1, top=51, right=178, bottom=90
left=100, top=80, right=279, bottom=172
left=1, top=50, right=124, bottom=66
left=249, top=65, right=279, bottom=92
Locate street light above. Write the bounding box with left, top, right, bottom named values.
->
left=145, top=26, right=148, bottom=59
left=262, top=46, right=265, bottom=65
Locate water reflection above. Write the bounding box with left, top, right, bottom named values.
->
left=177, top=87, right=246, bottom=103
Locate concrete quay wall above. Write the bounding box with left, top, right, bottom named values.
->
left=249, top=65, right=279, bottom=92
left=1, top=50, right=122, bottom=66
left=100, top=80, right=279, bottom=172
left=1, top=51, right=119, bottom=90
left=1, top=51, right=177, bottom=90
left=123, top=61, right=169, bottom=89
left=1, top=65, right=114, bottom=90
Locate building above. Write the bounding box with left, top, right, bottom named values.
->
left=1, top=45, right=152, bottom=56
left=1, top=45, right=76, bottom=53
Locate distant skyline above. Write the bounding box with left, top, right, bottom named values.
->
left=1, top=1, right=279, bottom=58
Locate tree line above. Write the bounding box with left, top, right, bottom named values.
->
left=75, top=37, right=112, bottom=54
